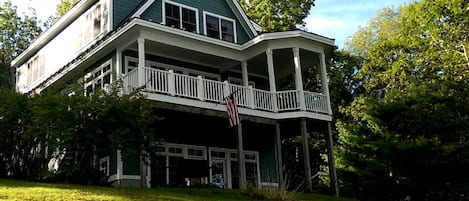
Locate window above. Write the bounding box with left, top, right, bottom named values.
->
left=164, top=1, right=198, bottom=33
left=27, top=53, right=45, bottom=86
left=84, top=61, right=112, bottom=96
left=75, top=0, right=110, bottom=51
left=99, top=156, right=110, bottom=176
left=204, top=12, right=236, bottom=43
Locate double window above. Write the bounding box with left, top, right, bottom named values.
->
left=164, top=1, right=198, bottom=33
left=204, top=12, right=236, bottom=43
left=75, top=0, right=109, bottom=51
left=84, top=61, right=112, bottom=96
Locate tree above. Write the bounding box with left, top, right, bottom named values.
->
left=238, top=0, right=315, bottom=32
left=0, top=1, right=42, bottom=64
left=336, top=0, right=469, bottom=200
left=47, top=0, right=77, bottom=25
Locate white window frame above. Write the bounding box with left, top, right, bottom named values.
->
left=75, top=0, right=111, bottom=52
left=203, top=11, right=237, bottom=43
left=100, top=156, right=110, bottom=176
left=26, top=52, right=45, bottom=86
left=162, top=0, right=199, bottom=33
left=84, top=60, right=112, bottom=96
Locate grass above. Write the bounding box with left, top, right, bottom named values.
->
left=0, top=179, right=354, bottom=201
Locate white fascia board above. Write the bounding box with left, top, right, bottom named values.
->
left=132, top=0, right=155, bottom=18
left=241, top=31, right=335, bottom=49
left=226, top=0, right=258, bottom=37
left=11, top=0, right=97, bottom=67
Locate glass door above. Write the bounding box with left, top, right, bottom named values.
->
left=210, top=160, right=226, bottom=188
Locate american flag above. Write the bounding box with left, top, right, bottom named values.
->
left=225, top=95, right=240, bottom=127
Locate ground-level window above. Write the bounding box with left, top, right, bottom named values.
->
left=164, top=0, right=198, bottom=33
left=100, top=156, right=110, bottom=176
left=84, top=61, right=112, bottom=96
left=204, top=12, right=236, bottom=43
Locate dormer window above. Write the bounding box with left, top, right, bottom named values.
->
left=164, top=1, right=198, bottom=33
left=204, top=12, right=236, bottom=43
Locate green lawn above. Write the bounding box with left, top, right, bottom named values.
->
left=0, top=179, right=354, bottom=201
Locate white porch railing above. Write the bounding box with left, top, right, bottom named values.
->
left=123, top=67, right=329, bottom=114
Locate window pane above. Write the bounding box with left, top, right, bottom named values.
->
left=93, top=4, right=101, bottom=37
left=165, top=3, right=180, bottom=28
left=206, top=15, right=219, bottom=39
left=182, top=8, right=196, bottom=32
left=221, top=19, right=234, bottom=42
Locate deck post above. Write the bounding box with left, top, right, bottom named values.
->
left=248, top=86, right=255, bottom=109
left=197, top=75, right=204, bottom=100
left=168, top=70, right=175, bottom=96
left=237, top=122, right=247, bottom=189
left=327, top=121, right=340, bottom=196
left=241, top=61, right=249, bottom=87
left=293, top=47, right=306, bottom=111
left=137, top=38, right=145, bottom=88
left=301, top=118, right=313, bottom=192
left=319, top=52, right=332, bottom=115
left=274, top=122, right=284, bottom=188
left=266, top=49, right=278, bottom=112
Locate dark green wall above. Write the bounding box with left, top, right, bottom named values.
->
left=123, top=154, right=141, bottom=175
left=113, top=0, right=145, bottom=28
left=140, top=0, right=251, bottom=44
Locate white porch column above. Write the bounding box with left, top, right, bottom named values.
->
left=293, top=47, right=306, bottom=111
left=138, top=38, right=146, bottom=87
left=115, top=50, right=122, bottom=79
left=266, top=49, right=278, bottom=112
left=241, top=61, right=249, bottom=87
left=319, top=52, right=332, bottom=115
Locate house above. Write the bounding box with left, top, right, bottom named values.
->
left=11, top=0, right=335, bottom=189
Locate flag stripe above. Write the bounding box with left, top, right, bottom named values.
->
left=225, top=95, right=240, bottom=127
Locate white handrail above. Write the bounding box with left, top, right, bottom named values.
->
left=122, top=68, right=329, bottom=115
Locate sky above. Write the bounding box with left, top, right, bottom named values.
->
left=5, top=0, right=410, bottom=49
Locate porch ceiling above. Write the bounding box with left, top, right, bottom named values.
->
left=127, top=40, right=241, bottom=71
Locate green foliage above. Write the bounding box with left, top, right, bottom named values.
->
left=238, top=0, right=315, bottom=32
left=241, top=186, right=296, bottom=201
left=0, top=1, right=42, bottom=64
left=0, top=86, right=158, bottom=183
left=336, top=0, right=469, bottom=200
left=47, top=0, right=77, bottom=25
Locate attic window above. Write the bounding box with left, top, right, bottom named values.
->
left=204, top=12, right=236, bottom=43
left=164, top=1, right=198, bottom=33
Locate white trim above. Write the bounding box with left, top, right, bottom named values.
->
left=109, top=0, right=113, bottom=30
left=132, top=0, right=156, bottom=18
left=203, top=11, right=237, bottom=43
left=229, top=0, right=258, bottom=36
left=261, top=182, right=279, bottom=187
left=121, top=175, right=141, bottom=180
left=142, top=92, right=333, bottom=121
left=162, top=0, right=200, bottom=34
left=117, top=150, right=122, bottom=180
left=99, top=156, right=110, bottom=176
left=108, top=174, right=118, bottom=182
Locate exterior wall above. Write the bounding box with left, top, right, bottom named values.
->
left=112, top=0, right=145, bottom=28
left=17, top=0, right=111, bottom=93
left=109, top=150, right=117, bottom=176
left=141, top=0, right=250, bottom=44
left=123, top=155, right=141, bottom=175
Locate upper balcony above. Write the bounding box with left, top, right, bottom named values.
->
left=122, top=67, right=331, bottom=121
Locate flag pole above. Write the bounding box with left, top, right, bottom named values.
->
left=237, top=119, right=246, bottom=189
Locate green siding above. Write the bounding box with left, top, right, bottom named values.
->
left=141, top=0, right=163, bottom=22
left=123, top=155, right=141, bottom=175
left=140, top=0, right=251, bottom=44
left=113, top=0, right=145, bottom=28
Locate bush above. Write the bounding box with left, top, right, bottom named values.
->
left=241, top=186, right=296, bottom=201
